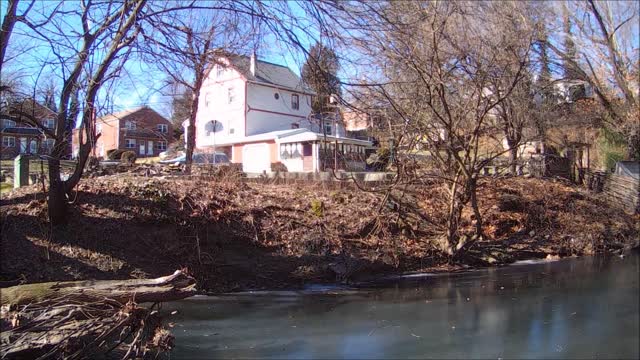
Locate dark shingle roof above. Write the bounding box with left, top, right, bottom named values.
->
left=227, top=55, right=314, bottom=94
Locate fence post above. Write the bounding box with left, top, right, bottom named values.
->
left=13, top=155, right=30, bottom=189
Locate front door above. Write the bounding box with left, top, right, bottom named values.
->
left=139, top=143, right=145, bottom=156
left=148, top=141, right=153, bottom=155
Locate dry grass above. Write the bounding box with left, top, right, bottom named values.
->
left=1, top=175, right=637, bottom=290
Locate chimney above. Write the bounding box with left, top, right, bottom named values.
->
left=250, top=51, right=256, bottom=76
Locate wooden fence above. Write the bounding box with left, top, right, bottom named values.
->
left=584, top=170, right=639, bottom=214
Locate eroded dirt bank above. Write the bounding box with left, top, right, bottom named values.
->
left=1, top=175, right=638, bottom=292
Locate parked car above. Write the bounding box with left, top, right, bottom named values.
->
left=159, top=152, right=230, bottom=165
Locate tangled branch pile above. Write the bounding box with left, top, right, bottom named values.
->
left=1, top=270, right=196, bottom=359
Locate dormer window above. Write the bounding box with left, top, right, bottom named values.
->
left=291, top=94, right=299, bottom=110
left=125, top=121, right=136, bottom=130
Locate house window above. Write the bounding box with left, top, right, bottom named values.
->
left=29, top=140, right=37, bottom=153
left=2, top=136, right=15, bottom=147
left=125, top=121, right=136, bottom=130
left=324, top=122, right=332, bottom=135
left=2, top=120, right=16, bottom=128
left=155, top=141, right=167, bottom=151
left=157, top=124, right=168, bottom=133
left=125, top=138, right=136, bottom=148
left=228, top=88, right=235, bottom=104
left=44, top=139, right=55, bottom=153
left=291, top=94, right=299, bottom=110
left=217, top=65, right=224, bottom=78
left=291, top=123, right=299, bottom=129
left=43, top=119, right=55, bottom=128
left=274, top=92, right=280, bottom=100
left=229, top=128, right=234, bottom=135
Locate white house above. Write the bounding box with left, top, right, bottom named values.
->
left=185, top=53, right=372, bottom=173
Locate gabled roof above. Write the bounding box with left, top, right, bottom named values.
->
left=97, top=106, right=170, bottom=124
left=226, top=55, right=314, bottom=94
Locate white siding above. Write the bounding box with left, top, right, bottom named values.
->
left=245, top=83, right=312, bottom=136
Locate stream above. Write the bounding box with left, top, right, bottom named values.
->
left=166, top=252, right=639, bottom=359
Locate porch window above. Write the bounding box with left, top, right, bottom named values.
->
left=2, top=136, right=15, bottom=147
left=125, top=138, right=136, bottom=148
left=44, top=139, right=55, bottom=153
left=303, top=143, right=312, bottom=156
left=29, top=140, right=38, bottom=153
left=291, top=94, right=299, bottom=110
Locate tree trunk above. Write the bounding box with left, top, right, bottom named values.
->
left=469, top=178, right=483, bottom=238
left=47, top=159, right=68, bottom=226
left=506, top=138, right=518, bottom=175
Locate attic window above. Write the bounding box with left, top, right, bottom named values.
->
left=274, top=92, right=280, bottom=100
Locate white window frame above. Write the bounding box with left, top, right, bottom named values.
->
left=157, top=124, right=168, bottom=133
left=155, top=141, right=167, bottom=151
left=2, top=120, right=16, bottom=128
left=125, top=138, right=136, bottom=148
left=2, top=136, right=15, bottom=147
left=29, top=139, right=38, bottom=153
left=291, top=94, right=299, bottom=110
left=125, top=121, right=136, bottom=130
left=43, top=119, right=55, bottom=128
left=227, top=87, right=235, bottom=104
left=324, top=122, right=332, bottom=135
left=217, top=65, right=224, bottom=78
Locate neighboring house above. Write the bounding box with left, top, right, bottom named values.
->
left=0, top=100, right=58, bottom=159
left=72, top=107, right=172, bottom=158
left=552, top=80, right=594, bottom=104
left=186, top=53, right=372, bottom=173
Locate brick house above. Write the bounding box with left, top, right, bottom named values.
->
left=0, top=100, right=58, bottom=160
left=73, top=107, right=173, bottom=158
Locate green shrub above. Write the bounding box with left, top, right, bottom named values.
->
left=598, top=127, right=627, bottom=171
left=120, top=151, right=137, bottom=164
left=310, top=199, right=324, bottom=217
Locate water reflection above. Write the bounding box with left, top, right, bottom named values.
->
left=168, top=253, right=639, bottom=359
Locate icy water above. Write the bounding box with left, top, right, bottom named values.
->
left=167, top=253, right=639, bottom=359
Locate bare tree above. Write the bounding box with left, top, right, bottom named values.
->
left=289, top=1, right=534, bottom=254
left=546, top=0, right=640, bottom=158
left=3, top=0, right=148, bottom=224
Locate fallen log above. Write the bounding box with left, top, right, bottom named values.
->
left=1, top=270, right=197, bottom=306
left=1, top=270, right=196, bottom=359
